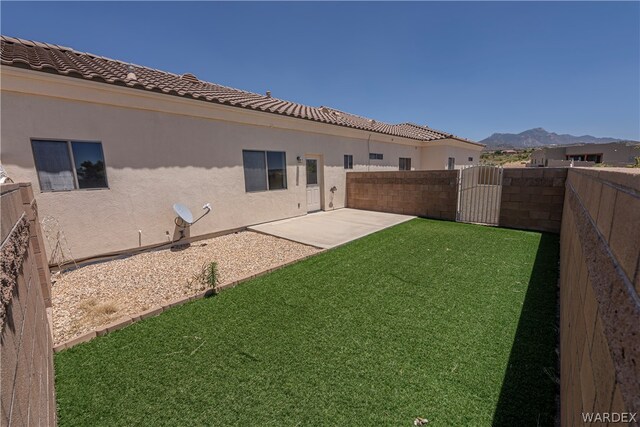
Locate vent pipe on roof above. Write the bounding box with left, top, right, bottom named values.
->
left=126, top=65, right=137, bottom=81
left=266, top=90, right=272, bottom=98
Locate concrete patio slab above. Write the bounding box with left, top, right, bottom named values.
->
left=248, top=208, right=415, bottom=249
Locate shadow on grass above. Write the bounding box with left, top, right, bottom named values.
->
left=492, top=233, right=560, bottom=426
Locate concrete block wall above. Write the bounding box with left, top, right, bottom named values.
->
left=345, top=171, right=459, bottom=220
left=559, top=168, right=640, bottom=425
left=1, top=183, right=56, bottom=426
left=499, top=168, right=567, bottom=233
left=21, top=184, right=52, bottom=307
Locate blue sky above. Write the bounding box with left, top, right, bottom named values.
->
left=2, top=1, right=639, bottom=141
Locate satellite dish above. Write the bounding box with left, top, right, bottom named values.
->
left=171, top=202, right=212, bottom=246
left=172, top=202, right=212, bottom=229
left=173, top=203, right=194, bottom=224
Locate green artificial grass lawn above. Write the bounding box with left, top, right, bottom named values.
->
left=55, top=219, right=559, bottom=426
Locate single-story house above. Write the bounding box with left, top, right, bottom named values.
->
left=1, top=35, right=483, bottom=260
left=529, top=141, right=640, bottom=167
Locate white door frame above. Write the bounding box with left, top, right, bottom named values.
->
left=305, top=154, right=324, bottom=212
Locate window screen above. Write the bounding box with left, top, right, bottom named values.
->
left=243, top=150, right=287, bottom=192
left=344, top=154, right=353, bottom=169
left=242, top=150, right=268, bottom=192
left=32, top=140, right=108, bottom=192
left=447, top=157, right=456, bottom=170
left=399, top=157, right=411, bottom=171
left=32, top=141, right=75, bottom=191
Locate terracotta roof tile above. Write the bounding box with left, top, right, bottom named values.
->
left=0, top=35, right=480, bottom=144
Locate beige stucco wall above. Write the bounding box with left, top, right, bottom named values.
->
left=420, top=140, right=483, bottom=170
left=530, top=152, right=539, bottom=163
left=1, top=66, right=477, bottom=259
left=531, top=143, right=640, bottom=167
left=565, top=143, right=639, bottom=166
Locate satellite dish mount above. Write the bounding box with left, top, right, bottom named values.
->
left=173, top=203, right=212, bottom=240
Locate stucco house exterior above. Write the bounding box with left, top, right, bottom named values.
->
left=529, top=141, right=640, bottom=167
left=1, top=36, right=483, bottom=259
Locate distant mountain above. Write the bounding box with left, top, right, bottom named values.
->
left=479, top=128, right=621, bottom=149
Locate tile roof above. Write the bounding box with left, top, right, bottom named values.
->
left=1, top=35, right=480, bottom=145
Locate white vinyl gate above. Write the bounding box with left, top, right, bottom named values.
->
left=456, top=165, right=504, bottom=225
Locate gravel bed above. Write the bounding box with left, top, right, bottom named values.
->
left=51, top=231, right=319, bottom=346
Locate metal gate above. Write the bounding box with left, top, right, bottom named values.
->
left=456, top=165, right=504, bottom=225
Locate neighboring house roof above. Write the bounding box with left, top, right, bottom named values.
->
left=1, top=35, right=482, bottom=146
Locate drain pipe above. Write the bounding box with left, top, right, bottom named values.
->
left=367, top=133, right=372, bottom=171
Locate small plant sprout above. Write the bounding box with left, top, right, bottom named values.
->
left=204, top=261, right=219, bottom=292
left=187, top=261, right=219, bottom=293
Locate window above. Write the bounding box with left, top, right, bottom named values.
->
left=306, top=159, right=318, bottom=185
left=344, top=154, right=353, bottom=169
left=369, top=153, right=383, bottom=160
left=242, top=150, right=287, bottom=192
left=31, top=140, right=108, bottom=192
left=399, top=157, right=412, bottom=171
left=447, top=157, right=456, bottom=170
left=468, top=157, right=474, bottom=162
left=267, top=151, right=287, bottom=190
